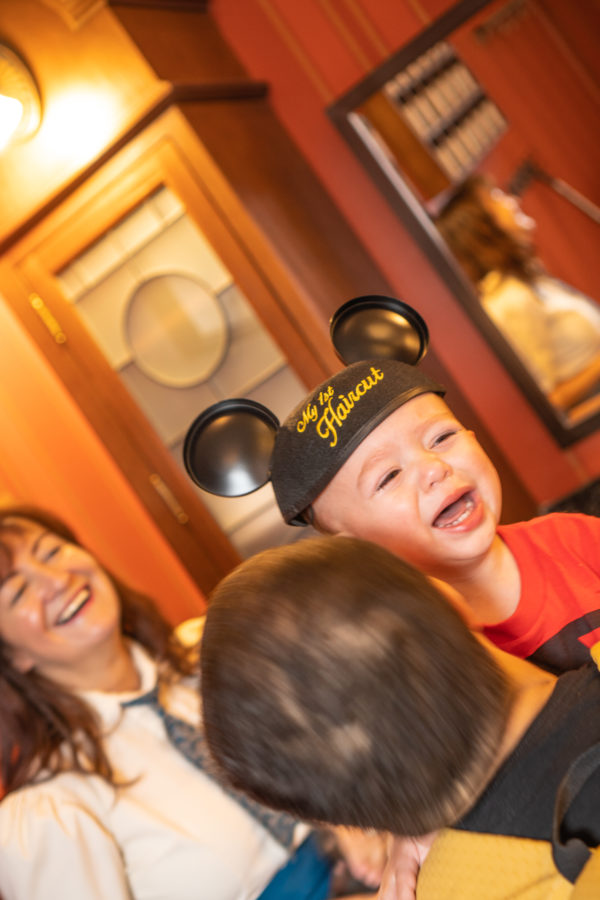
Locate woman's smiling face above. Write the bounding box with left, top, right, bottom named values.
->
left=0, top=518, right=122, bottom=683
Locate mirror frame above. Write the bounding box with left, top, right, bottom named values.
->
left=327, top=0, right=600, bottom=447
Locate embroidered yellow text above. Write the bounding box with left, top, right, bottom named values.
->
left=314, top=367, right=384, bottom=447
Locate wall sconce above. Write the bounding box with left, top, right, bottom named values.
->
left=0, top=43, right=42, bottom=150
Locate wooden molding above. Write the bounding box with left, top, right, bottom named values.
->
left=108, top=1, right=209, bottom=10
left=170, top=81, right=269, bottom=102
left=0, top=80, right=267, bottom=257
left=39, top=0, right=105, bottom=29
left=40, top=1, right=209, bottom=30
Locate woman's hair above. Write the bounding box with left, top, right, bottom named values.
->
left=0, top=505, right=196, bottom=794
left=201, top=535, right=512, bottom=837
left=436, top=174, right=540, bottom=284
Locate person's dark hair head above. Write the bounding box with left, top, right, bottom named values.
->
left=201, top=535, right=511, bottom=836
left=0, top=505, right=195, bottom=794
left=436, top=174, right=539, bottom=284
left=271, top=359, right=444, bottom=526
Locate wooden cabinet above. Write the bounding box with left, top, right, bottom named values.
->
left=0, top=109, right=358, bottom=591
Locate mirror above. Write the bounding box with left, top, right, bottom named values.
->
left=328, top=0, right=600, bottom=446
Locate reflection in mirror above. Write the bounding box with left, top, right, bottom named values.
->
left=435, top=175, right=600, bottom=424
left=328, top=0, right=600, bottom=445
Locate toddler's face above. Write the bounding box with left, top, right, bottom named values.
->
left=311, top=393, right=502, bottom=580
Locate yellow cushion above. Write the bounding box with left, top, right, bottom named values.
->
left=417, top=829, right=573, bottom=899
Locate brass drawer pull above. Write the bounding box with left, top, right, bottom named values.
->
left=149, top=473, right=189, bottom=524
left=29, top=293, right=67, bottom=344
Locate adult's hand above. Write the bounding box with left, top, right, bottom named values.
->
left=377, top=833, right=437, bottom=900
left=334, top=826, right=388, bottom=888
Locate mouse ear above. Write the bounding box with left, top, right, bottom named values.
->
left=183, top=399, right=279, bottom=497
left=330, top=295, right=429, bottom=366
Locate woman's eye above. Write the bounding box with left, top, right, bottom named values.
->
left=2, top=576, right=26, bottom=607
left=37, top=538, right=62, bottom=563
left=376, top=468, right=401, bottom=491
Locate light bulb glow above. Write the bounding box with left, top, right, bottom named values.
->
left=0, top=44, right=41, bottom=148
left=0, top=93, right=23, bottom=149
left=41, top=88, right=119, bottom=167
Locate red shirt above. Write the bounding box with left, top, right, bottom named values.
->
left=483, top=513, right=600, bottom=673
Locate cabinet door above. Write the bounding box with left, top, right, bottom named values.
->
left=1, top=112, right=332, bottom=592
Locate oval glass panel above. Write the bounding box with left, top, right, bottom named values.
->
left=125, top=273, right=228, bottom=387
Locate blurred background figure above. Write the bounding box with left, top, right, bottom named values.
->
left=436, top=175, right=600, bottom=417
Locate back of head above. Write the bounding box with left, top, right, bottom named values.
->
left=271, top=359, right=444, bottom=525
left=436, top=174, right=535, bottom=284
left=201, top=535, right=509, bottom=836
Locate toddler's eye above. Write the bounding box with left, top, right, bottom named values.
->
left=43, top=545, right=60, bottom=561
left=376, top=468, right=400, bottom=491
left=432, top=429, right=458, bottom=447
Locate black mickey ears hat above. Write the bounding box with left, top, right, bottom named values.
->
left=183, top=296, right=445, bottom=525
left=271, top=359, right=444, bottom=524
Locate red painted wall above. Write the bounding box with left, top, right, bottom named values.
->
left=212, top=0, right=600, bottom=506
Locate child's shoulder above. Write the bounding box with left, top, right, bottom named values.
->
left=502, top=511, right=599, bottom=535
left=499, top=512, right=600, bottom=554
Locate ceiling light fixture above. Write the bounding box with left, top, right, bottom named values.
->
left=0, top=43, right=42, bottom=150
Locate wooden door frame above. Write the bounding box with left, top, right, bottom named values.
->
left=0, top=107, right=341, bottom=592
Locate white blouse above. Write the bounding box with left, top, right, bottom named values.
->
left=0, top=632, right=308, bottom=900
